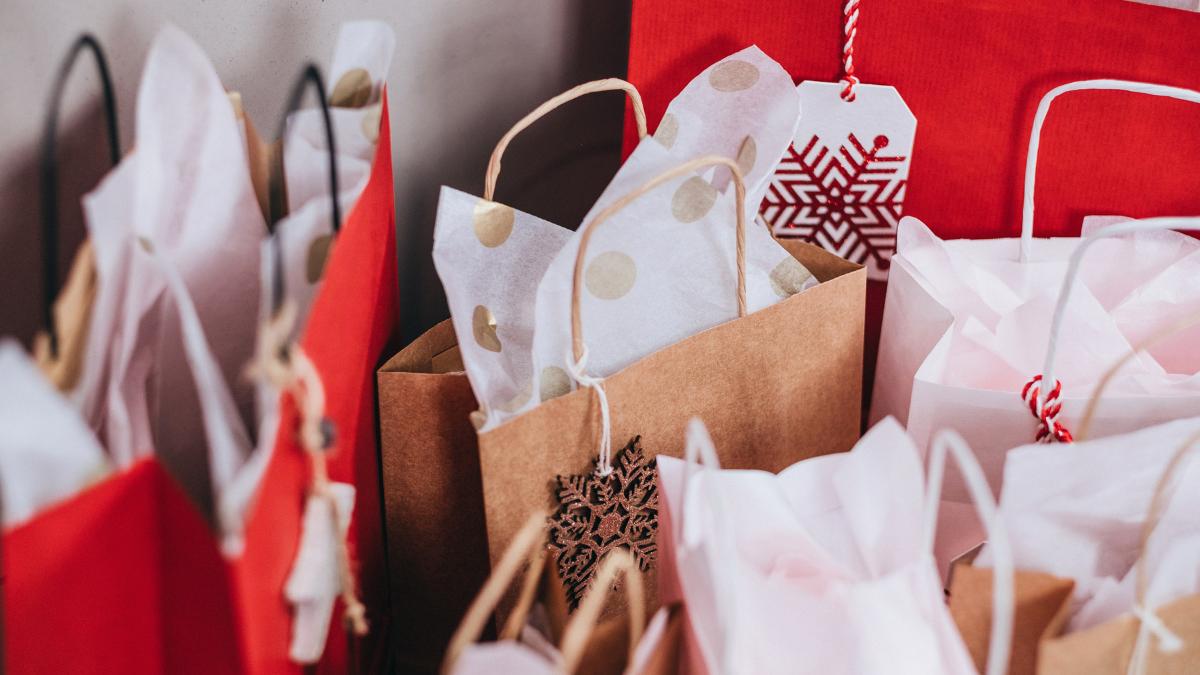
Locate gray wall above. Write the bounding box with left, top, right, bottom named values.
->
left=0, top=0, right=631, bottom=345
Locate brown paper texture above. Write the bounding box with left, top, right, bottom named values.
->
left=377, top=319, right=492, bottom=672
left=1039, top=592, right=1200, bottom=675
left=476, top=240, right=865, bottom=620
left=949, top=563, right=1075, bottom=675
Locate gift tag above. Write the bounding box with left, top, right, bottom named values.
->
left=759, top=1, right=917, bottom=280
left=762, top=82, right=915, bottom=280
left=285, top=481, right=356, bottom=664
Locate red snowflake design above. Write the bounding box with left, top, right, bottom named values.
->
left=761, top=133, right=907, bottom=279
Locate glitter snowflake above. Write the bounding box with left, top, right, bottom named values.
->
left=548, top=437, right=658, bottom=609
left=761, top=132, right=908, bottom=280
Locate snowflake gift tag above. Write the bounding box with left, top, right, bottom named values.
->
left=548, top=436, right=658, bottom=609
left=761, top=82, right=916, bottom=280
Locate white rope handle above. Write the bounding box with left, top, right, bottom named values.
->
left=1125, top=428, right=1200, bottom=675
left=1019, top=79, right=1200, bottom=261
left=676, top=417, right=724, bottom=550
left=678, top=418, right=737, bottom=674
left=1037, top=217, right=1200, bottom=416
left=922, top=430, right=1014, bottom=675
left=566, top=345, right=613, bottom=476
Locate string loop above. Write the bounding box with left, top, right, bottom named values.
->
left=566, top=345, right=612, bottom=477
left=1128, top=603, right=1184, bottom=675
left=839, top=0, right=861, bottom=101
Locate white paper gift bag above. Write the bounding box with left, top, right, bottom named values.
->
left=870, top=80, right=1200, bottom=567
left=950, top=417, right=1200, bottom=674
left=657, top=417, right=1014, bottom=675
left=974, top=416, right=1200, bottom=633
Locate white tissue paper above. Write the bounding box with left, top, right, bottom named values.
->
left=74, top=25, right=261, bottom=514
left=658, top=418, right=985, bottom=675
left=975, top=416, right=1200, bottom=633
left=873, top=215, right=1200, bottom=571
left=0, top=340, right=108, bottom=527
left=267, top=20, right=395, bottom=345
left=435, top=45, right=814, bottom=430
left=225, top=21, right=394, bottom=552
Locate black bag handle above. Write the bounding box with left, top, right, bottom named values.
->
left=269, top=63, right=341, bottom=316
left=40, top=33, right=120, bottom=356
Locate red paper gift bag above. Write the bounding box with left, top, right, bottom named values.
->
left=625, top=0, right=1200, bottom=399
left=219, top=87, right=398, bottom=674
left=5, top=82, right=396, bottom=675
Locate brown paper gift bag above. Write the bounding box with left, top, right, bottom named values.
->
left=377, top=321, right=491, bottom=672
left=378, top=80, right=653, bottom=671
left=476, top=154, right=865, bottom=616
left=441, top=512, right=671, bottom=675
left=949, top=565, right=1075, bottom=675
left=950, top=428, right=1200, bottom=675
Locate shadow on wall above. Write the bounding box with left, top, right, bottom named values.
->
left=0, top=2, right=634, bottom=349
left=0, top=100, right=110, bottom=347
left=398, top=1, right=634, bottom=344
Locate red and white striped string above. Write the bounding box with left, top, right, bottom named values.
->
left=1021, top=375, right=1073, bottom=444
left=840, top=0, right=861, bottom=101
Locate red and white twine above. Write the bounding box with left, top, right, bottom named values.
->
left=1021, top=375, right=1073, bottom=444
left=840, top=0, right=861, bottom=101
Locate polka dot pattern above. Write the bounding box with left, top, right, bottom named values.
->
left=655, top=113, right=679, bottom=149
left=671, top=176, right=718, bottom=223
left=709, top=60, right=760, bottom=92
left=736, top=136, right=757, bottom=176
left=473, top=200, right=515, bottom=248
left=472, top=304, right=502, bottom=352
left=330, top=68, right=373, bottom=108
left=539, top=365, right=572, bottom=401
left=770, top=257, right=814, bottom=298
left=585, top=251, right=637, bottom=300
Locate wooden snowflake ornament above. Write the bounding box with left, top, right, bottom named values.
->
left=548, top=436, right=658, bottom=609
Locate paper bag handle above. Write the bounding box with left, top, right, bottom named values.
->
left=1019, top=80, right=1200, bottom=262
left=674, top=418, right=740, bottom=674
left=1034, top=217, right=1200, bottom=418
left=442, top=512, right=549, bottom=674
left=1123, top=428, right=1200, bottom=673
left=557, top=549, right=646, bottom=673
left=570, top=155, right=748, bottom=364
left=269, top=64, right=342, bottom=315
left=483, top=78, right=648, bottom=202
left=921, top=430, right=1014, bottom=675
left=40, top=33, right=120, bottom=358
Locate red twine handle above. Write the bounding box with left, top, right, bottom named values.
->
left=1021, top=375, right=1073, bottom=444
left=840, top=0, right=861, bottom=101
